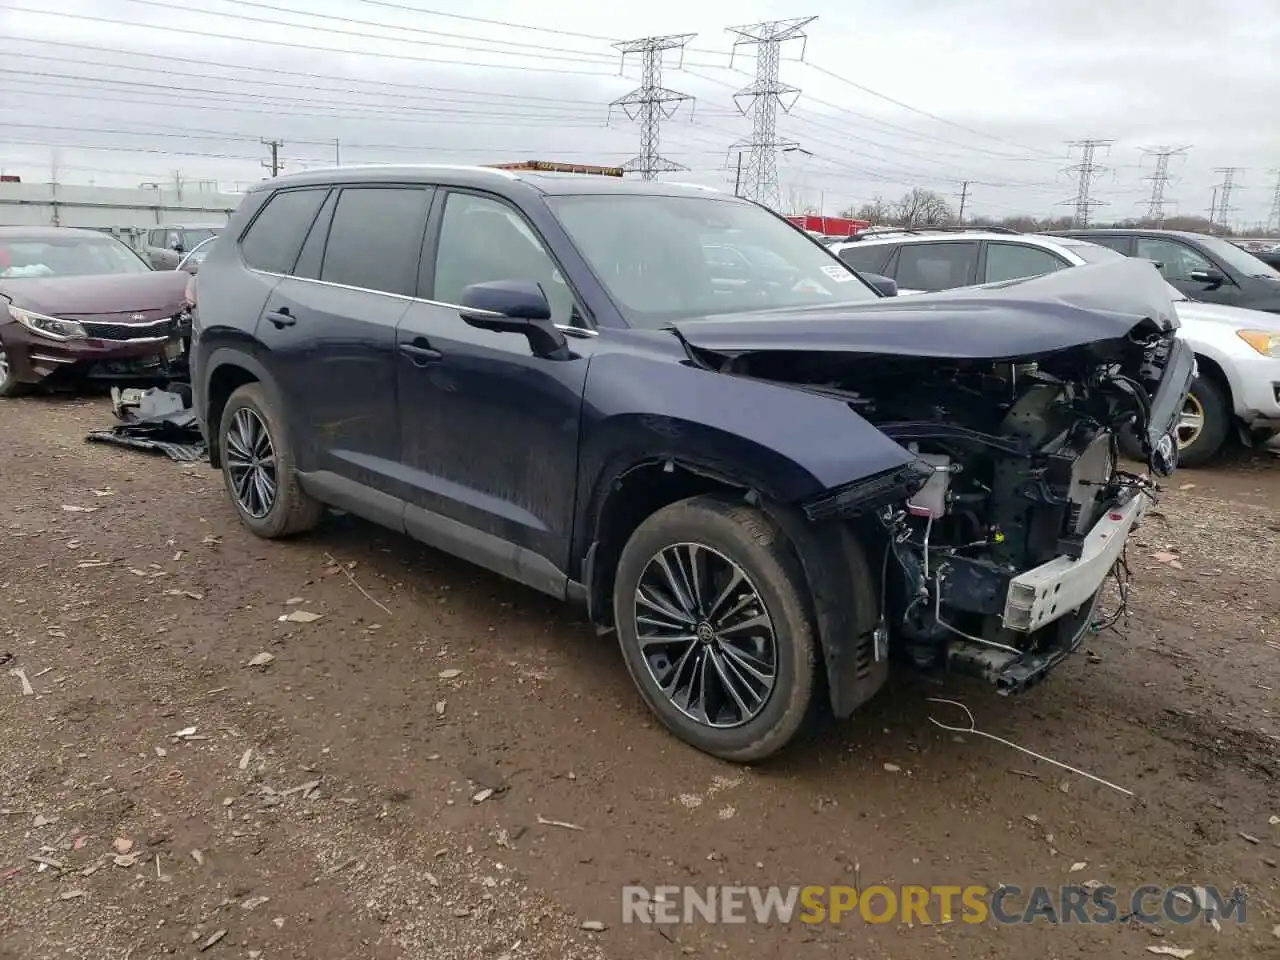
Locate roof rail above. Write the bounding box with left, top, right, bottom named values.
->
left=917, top=224, right=1021, bottom=234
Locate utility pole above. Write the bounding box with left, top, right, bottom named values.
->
left=172, top=168, right=186, bottom=202
left=725, top=16, right=817, bottom=211
left=609, top=35, right=696, bottom=180
left=261, top=138, right=283, bottom=178
left=956, top=181, right=970, bottom=222
left=1139, top=145, right=1191, bottom=225
left=1063, top=139, right=1112, bottom=227
left=1210, top=166, right=1243, bottom=232
left=1207, top=187, right=1218, bottom=231
left=1267, top=168, right=1280, bottom=233
left=334, top=139, right=341, bottom=165
left=733, top=150, right=744, bottom=197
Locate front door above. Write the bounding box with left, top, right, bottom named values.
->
left=1134, top=236, right=1242, bottom=305
left=394, top=189, right=591, bottom=594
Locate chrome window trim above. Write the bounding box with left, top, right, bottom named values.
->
left=248, top=268, right=599, bottom=338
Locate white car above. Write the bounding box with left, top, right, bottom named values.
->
left=829, top=228, right=1280, bottom=465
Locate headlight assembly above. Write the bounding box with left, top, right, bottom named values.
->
left=1236, top=329, right=1280, bottom=358
left=9, top=307, right=87, bottom=341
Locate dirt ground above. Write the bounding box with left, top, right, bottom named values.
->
left=1, top=395, right=1277, bottom=960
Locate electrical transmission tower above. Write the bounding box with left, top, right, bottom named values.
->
left=725, top=16, right=817, bottom=210
left=1267, top=169, right=1280, bottom=233
left=1139, top=145, right=1191, bottom=225
left=1063, top=139, right=1112, bottom=227
left=609, top=35, right=696, bottom=180
left=1209, top=167, right=1243, bottom=231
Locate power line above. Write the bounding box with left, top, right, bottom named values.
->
left=1139, top=145, right=1191, bottom=225
left=1, top=6, right=623, bottom=78
left=801, top=62, right=1061, bottom=159
left=1063, top=139, right=1112, bottom=227
left=1210, top=167, right=1243, bottom=231
left=609, top=35, right=696, bottom=180
left=726, top=16, right=816, bottom=210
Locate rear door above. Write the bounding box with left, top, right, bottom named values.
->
left=892, top=241, right=980, bottom=294
left=256, top=184, right=433, bottom=496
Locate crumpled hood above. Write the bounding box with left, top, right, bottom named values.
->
left=0, top=271, right=190, bottom=322
left=674, top=259, right=1178, bottom=361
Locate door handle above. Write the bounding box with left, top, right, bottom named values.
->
left=265, top=308, right=295, bottom=329
left=399, top=339, right=443, bottom=365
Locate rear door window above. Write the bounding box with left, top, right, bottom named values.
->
left=239, top=188, right=328, bottom=275
left=319, top=186, right=432, bottom=297
left=1082, top=235, right=1132, bottom=255
left=983, top=242, right=1069, bottom=283
left=894, top=241, right=979, bottom=291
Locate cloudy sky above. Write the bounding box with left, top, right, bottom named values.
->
left=0, top=0, right=1277, bottom=226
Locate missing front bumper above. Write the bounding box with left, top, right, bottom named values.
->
left=1001, top=489, right=1146, bottom=633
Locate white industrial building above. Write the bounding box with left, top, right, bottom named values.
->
left=0, top=180, right=242, bottom=242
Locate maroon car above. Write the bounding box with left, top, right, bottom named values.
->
left=0, top=226, right=192, bottom=396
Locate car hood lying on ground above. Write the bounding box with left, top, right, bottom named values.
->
left=0, top=271, right=190, bottom=320
left=673, top=259, right=1178, bottom=361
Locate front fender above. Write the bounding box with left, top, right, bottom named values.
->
left=576, top=350, right=915, bottom=509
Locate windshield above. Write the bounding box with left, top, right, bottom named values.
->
left=547, top=194, right=879, bottom=327
left=0, top=236, right=151, bottom=277
left=1195, top=234, right=1280, bottom=279
left=181, top=228, right=218, bottom=247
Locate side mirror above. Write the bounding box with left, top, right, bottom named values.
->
left=1189, top=268, right=1225, bottom=286
left=171, top=241, right=184, bottom=253
left=458, top=280, right=569, bottom=359
left=861, top=272, right=898, bottom=297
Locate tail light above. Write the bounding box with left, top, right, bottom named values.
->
left=184, top=273, right=197, bottom=307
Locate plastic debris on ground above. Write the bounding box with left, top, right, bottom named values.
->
left=85, top=386, right=207, bottom=462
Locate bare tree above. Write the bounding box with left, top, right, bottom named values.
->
left=783, top=186, right=819, bottom=216
left=893, top=188, right=954, bottom=228
left=841, top=196, right=892, bottom=224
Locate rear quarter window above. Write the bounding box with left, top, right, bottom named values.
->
left=239, top=188, right=328, bottom=275
left=836, top=243, right=895, bottom=274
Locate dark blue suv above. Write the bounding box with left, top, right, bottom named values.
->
left=190, top=165, right=1193, bottom=760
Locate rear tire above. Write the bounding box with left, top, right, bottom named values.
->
left=612, top=494, right=818, bottom=762
left=218, top=382, right=323, bottom=538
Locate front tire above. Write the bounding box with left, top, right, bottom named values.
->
left=612, top=494, right=818, bottom=762
left=218, top=382, right=323, bottom=538
left=1176, top=376, right=1231, bottom=468
left=0, top=337, right=26, bottom=398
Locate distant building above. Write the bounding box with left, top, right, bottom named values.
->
left=0, top=180, right=241, bottom=230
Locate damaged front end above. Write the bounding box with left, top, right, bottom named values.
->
left=677, top=260, right=1196, bottom=697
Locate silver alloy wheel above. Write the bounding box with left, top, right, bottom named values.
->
left=224, top=407, right=278, bottom=519
left=0, top=342, right=10, bottom=385
left=1177, top=393, right=1205, bottom=450
left=633, top=542, right=778, bottom=729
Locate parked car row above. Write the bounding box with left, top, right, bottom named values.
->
left=0, top=226, right=194, bottom=397
left=183, top=165, right=1194, bottom=760
left=830, top=227, right=1280, bottom=466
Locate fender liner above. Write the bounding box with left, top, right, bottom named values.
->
left=759, top=497, right=888, bottom=718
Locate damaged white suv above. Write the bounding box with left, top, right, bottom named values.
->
left=831, top=228, right=1280, bottom=465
